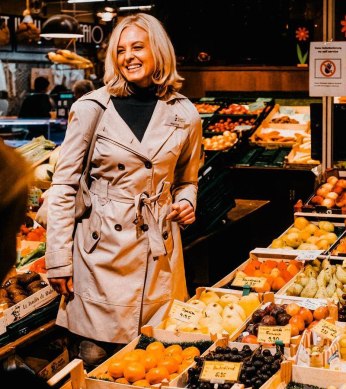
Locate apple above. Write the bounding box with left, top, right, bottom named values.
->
left=187, top=300, right=206, bottom=311
left=283, top=232, right=302, bottom=248
left=221, top=314, right=244, bottom=334
left=205, top=302, right=223, bottom=315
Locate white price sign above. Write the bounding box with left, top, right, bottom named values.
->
left=295, top=250, right=323, bottom=261
left=168, top=300, right=203, bottom=324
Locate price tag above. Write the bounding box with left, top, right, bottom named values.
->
left=302, top=113, right=310, bottom=122
left=200, top=361, right=242, bottom=383
left=232, top=276, right=267, bottom=289
left=295, top=250, right=323, bottom=261
left=256, top=97, right=272, bottom=102
left=279, top=107, right=296, bottom=115
left=257, top=325, right=291, bottom=344
left=200, top=97, right=216, bottom=102
left=297, top=298, right=327, bottom=311
left=248, top=101, right=265, bottom=112
left=234, top=125, right=253, bottom=131
left=312, top=319, right=338, bottom=341
left=168, top=299, right=203, bottom=323
left=200, top=113, right=214, bottom=119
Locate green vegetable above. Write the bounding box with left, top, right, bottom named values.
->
left=286, top=382, right=324, bottom=389
left=17, top=242, right=46, bottom=268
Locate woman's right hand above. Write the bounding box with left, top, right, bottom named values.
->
left=49, top=276, right=74, bottom=300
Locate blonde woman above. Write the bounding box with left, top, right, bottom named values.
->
left=46, top=13, right=202, bottom=368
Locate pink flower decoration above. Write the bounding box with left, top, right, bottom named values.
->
left=296, top=27, right=309, bottom=41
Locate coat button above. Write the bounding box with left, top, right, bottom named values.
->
left=92, top=232, right=99, bottom=240
left=114, top=224, right=122, bottom=231
left=141, top=224, right=149, bottom=232
left=162, top=231, right=169, bottom=240
left=118, top=163, right=125, bottom=170
left=144, top=161, right=152, bottom=169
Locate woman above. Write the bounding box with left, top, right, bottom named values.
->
left=46, top=13, right=202, bottom=367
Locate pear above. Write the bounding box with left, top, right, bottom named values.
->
left=199, top=290, right=220, bottom=305
left=318, top=221, right=335, bottom=232
left=303, top=223, right=319, bottom=235
left=336, top=265, right=346, bottom=284
left=221, top=314, right=244, bottom=334
left=304, top=265, right=318, bottom=278
left=205, top=302, right=223, bottom=315
left=219, top=294, right=239, bottom=307
left=315, top=286, right=328, bottom=299
left=187, top=299, right=206, bottom=311
left=199, top=315, right=222, bottom=328
left=203, top=309, right=223, bottom=322
left=283, top=232, right=302, bottom=248
left=286, top=283, right=304, bottom=296
left=177, top=322, right=202, bottom=333
left=271, top=238, right=284, bottom=248
left=222, top=303, right=246, bottom=321
left=295, top=274, right=310, bottom=287
left=294, top=216, right=310, bottom=230
left=317, top=269, right=328, bottom=287
left=297, top=243, right=319, bottom=250
left=300, top=277, right=318, bottom=298
left=326, top=278, right=337, bottom=298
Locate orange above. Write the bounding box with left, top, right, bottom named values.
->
left=123, top=361, right=146, bottom=383
left=140, top=352, right=158, bottom=372
left=181, top=346, right=200, bottom=360
left=146, top=341, right=165, bottom=357
left=271, top=276, right=286, bottom=292
left=169, top=373, right=179, bottom=381
left=177, top=362, right=191, bottom=374
left=132, top=379, right=151, bottom=387
left=289, top=315, right=305, bottom=332
left=298, top=307, right=313, bottom=325
left=290, top=324, right=300, bottom=337
left=123, top=351, right=140, bottom=364
left=157, top=356, right=179, bottom=374
left=132, top=348, right=147, bottom=359
left=115, top=377, right=129, bottom=384
left=108, top=359, right=125, bottom=378
left=146, top=366, right=170, bottom=385
left=285, top=303, right=301, bottom=316
left=313, top=306, right=329, bottom=320
left=164, top=344, right=183, bottom=356
left=171, top=353, right=183, bottom=365
left=97, top=373, right=115, bottom=382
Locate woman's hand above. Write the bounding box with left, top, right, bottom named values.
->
left=49, top=276, right=74, bottom=300
left=166, top=200, right=195, bottom=225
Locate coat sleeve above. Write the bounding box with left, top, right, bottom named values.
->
left=171, top=105, right=202, bottom=210
left=45, top=100, right=101, bottom=278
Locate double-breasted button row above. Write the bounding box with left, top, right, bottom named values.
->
left=118, top=163, right=125, bottom=170
left=141, top=224, right=149, bottom=232
left=162, top=231, right=168, bottom=240
left=92, top=232, right=98, bottom=239
left=114, top=224, right=122, bottom=231
left=144, top=161, right=152, bottom=169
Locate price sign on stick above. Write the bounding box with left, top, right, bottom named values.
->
left=232, top=276, right=267, bottom=289
left=312, top=319, right=338, bottom=341
left=200, top=361, right=242, bottom=384
left=295, top=250, right=323, bottom=261
left=168, top=300, right=203, bottom=324
left=257, top=325, right=291, bottom=344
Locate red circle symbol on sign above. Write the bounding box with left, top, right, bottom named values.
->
left=320, top=60, right=336, bottom=77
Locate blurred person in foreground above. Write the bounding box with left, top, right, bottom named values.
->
left=72, top=79, right=95, bottom=100
left=45, top=13, right=202, bottom=369
left=0, top=141, right=50, bottom=388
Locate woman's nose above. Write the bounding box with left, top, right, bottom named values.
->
left=125, top=49, right=134, bottom=61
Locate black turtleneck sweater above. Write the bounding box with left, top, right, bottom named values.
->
left=111, top=85, right=158, bottom=142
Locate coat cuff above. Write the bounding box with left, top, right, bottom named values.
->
left=46, top=248, right=72, bottom=273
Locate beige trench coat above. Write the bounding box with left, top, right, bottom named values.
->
left=45, top=86, right=202, bottom=343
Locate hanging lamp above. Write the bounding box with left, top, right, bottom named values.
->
left=40, top=14, right=83, bottom=39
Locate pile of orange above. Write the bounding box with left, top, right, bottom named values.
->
left=241, top=259, right=301, bottom=292
left=100, top=341, right=201, bottom=386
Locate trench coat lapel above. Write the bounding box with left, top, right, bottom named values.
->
left=141, top=99, right=179, bottom=160
left=101, top=100, right=145, bottom=157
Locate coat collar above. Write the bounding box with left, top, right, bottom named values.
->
left=81, top=86, right=188, bottom=160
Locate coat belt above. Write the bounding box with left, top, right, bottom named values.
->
left=90, top=180, right=168, bottom=258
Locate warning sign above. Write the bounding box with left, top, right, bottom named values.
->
left=309, top=42, right=346, bottom=96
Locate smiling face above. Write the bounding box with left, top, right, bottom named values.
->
left=117, top=25, right=155, bottom=88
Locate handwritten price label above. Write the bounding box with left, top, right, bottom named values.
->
left=312, top=319, right=338, bottom=341
left=248, top=101, right=265, bottom=112
left=295, top=250, right=323, bottom=261
left=234, top=125, right=253, bottom=131
left=168, top=300, right=203, bottom=324
left=297, top=298, right=327, bottom=311
left=232, top=276, right=267, bottom=289
left=200, top=361, right=242, bottom=383
left=257, top=325, right=291, bottom=344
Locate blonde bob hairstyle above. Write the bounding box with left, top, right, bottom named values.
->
left=104, top=13, right=184, bottom=98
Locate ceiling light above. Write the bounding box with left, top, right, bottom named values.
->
left=118, top=5, right=153, bottom=11
left=68, top=0, right=104, bottom=3
left=40, top=14, right=83, bottom=38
